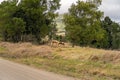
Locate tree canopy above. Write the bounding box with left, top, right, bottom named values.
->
left=0, top=0, right=60, bottom=43
left=64, top=0, right=106, bottom=48
left=102, top=16, right=120, bottom=49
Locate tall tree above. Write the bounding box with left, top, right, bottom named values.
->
left=0, top=0, right=18, bottom=41
left=8, top=17, right=26, bottom=42
left=0, top=0, right=61, bottom=43
left=14, top=0, right=60, bottom=42
left=64, top=0, right=106, bottom=48
left=102, top=16, right=120, bottom=49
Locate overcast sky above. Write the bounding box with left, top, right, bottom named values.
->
left=0, top=0, right=120, bottom=22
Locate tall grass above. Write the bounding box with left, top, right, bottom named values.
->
left=0, top=42, right=120, bottom=80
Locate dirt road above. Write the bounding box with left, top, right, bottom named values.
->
left=0, top=58, right=79, bottom=80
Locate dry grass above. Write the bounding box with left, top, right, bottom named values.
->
left=0, top=42, right=120, bottom=80
left=54, top=47, right=120, bottom=63
left=0, top=42, right=52, bottom=58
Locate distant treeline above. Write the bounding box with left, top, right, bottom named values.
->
left=0, top=0, right=120, bottom=49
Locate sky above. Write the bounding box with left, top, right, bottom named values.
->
left=0, top=0, right=120, bottom=22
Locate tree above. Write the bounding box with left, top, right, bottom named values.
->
left=8, top=18, right=26, bottom=42
left=64, top=0, right=106, bottom=48
left=102, top=16, right=120, bottom=49
left=0, top=0, right=18, bottom=41
left=0, top=0, right=61, bottom=43
left=14, top=0, right=60, bottom=43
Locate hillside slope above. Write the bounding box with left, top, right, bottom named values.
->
left=0, top=42, right=120, bottom=80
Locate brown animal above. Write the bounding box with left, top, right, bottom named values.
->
left=50, top=40, right=59, bottom=47
left=50, top=40, right=65, bottom=47
left=58, top=42, right=65, bottom=47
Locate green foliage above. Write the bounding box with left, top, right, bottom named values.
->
left=102, top=16, right=120, bottom=49
left=64, top=0, right=105, bottom=48
left=0, top=0, right=18, bottom=41
left=8, top=17, right=26, bottom=42
left=0, top=0, right=60, bottom=43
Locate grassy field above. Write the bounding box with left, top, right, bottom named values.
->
left=0, top=42, right=120, bottom=80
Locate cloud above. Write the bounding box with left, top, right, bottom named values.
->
left=0, top=0, right=2, bottom=1
left=99, top=0, right=120, bottom=22
left=59, top=0, right=77, bottom=14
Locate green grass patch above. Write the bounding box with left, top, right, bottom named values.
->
left=0, top=47, right=6, bottom=51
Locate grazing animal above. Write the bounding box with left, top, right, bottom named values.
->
left=50, top=40, right=59, bottom=47
left=50, top=40, right=65, bottom=47
left=58, top=42, right=65, bottom=47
